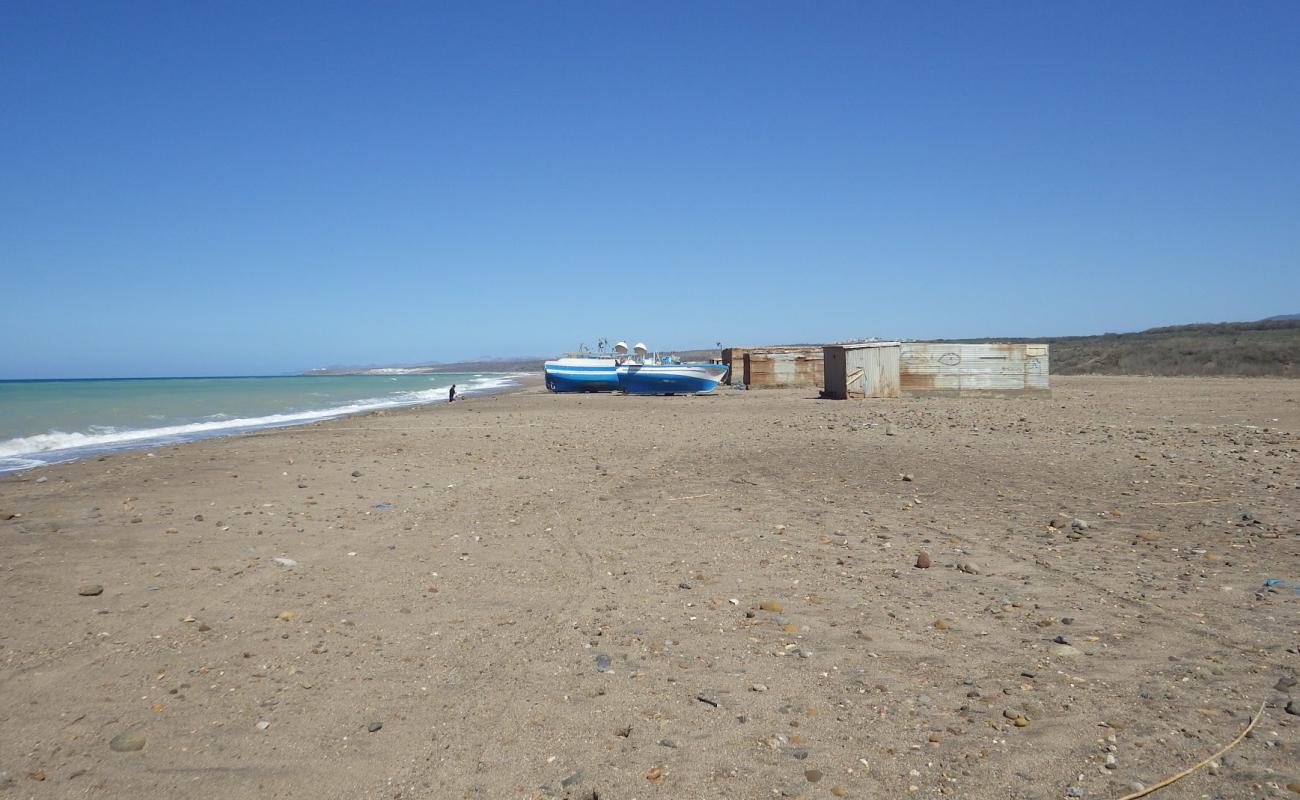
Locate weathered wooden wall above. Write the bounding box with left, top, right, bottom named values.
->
left=899, top=343, right=1050, bottom=397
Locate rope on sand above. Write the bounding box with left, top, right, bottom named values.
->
left=1117, top=701, right=1265, bottom=800
left=1150, top=498, right=1223, bottom=507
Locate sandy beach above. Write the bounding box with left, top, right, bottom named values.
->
left=1, top=375, right=1297, bottom=799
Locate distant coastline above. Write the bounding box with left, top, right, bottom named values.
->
left=301, top=357, right=544, bottom=376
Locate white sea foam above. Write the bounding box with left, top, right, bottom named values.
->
left=0, top=374, right=519, bottom=471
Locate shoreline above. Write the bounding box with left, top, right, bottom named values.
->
left=0, top=372, right=542, bottom=478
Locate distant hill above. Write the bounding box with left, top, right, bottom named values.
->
left=943, top=319, right=1300, bottom=378
left=1265, top=313, right=1300, bottom=321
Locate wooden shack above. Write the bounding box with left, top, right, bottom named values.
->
left=723, top=345, right=823, bottom=386
left=742, top=348, right=824, bottom=388
left=899, top=343, right=1050, bottom=397
left=822, top=343, right=902, bottom=398
left=824, top=342, right=1049, bottom=399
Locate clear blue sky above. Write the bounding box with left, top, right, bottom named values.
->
left=2, top=1, right=1297, bottom=378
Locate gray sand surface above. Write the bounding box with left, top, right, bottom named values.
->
left=1, top=376, right=1297, bottom=799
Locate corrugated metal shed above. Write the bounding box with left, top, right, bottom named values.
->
left=743, top=348, right=824, bottom=388
left=899, top=343, right=1050, bottom=397
left=723, top=345, right=823, bottom=385
left=721, top=347, right=747, bottom=384
left=823, top=343, right=902, bottom=399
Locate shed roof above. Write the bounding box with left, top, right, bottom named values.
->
left=824, top=341, right=902, bottom=350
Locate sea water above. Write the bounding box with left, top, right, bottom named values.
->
left=0, top=373, right=520, bottom=473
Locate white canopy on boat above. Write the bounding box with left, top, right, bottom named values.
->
left=614, top=341, right=628, bottom=354
left=633, top=342, right=648, bottom=356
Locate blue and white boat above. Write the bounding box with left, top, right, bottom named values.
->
left=544, top=342, right=625, bottom=392
left=615, top=343, right=729, bottom=395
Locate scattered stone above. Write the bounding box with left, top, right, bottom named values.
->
left=678, top=581, right=693, bottom=589
left=658, top=739, right=678, bottom=748
left=351, top=470, right=362, bottom=477
left=1285, top=699, right=1300, bottom=717
left=256, top=720, right=270, bottom=731
left=1285, top=782, right=1300, bottom=794
left=750, top=683, right=768, bottom=693
left=197, top=622, right=211, bottom=632
left=78, top=584, right=104, bottom=597
left=645, top=766, right=663, bottom=782
left=35, top=476, right=48, bottom=484
left=1065, top=786, right=1083, bottom=798
left=614, top=725, right=632, bottom=738
left=957, top=561, right=980, bottom=575
left=901, top=473, right=914, bottom=482
left=367, top=721, right=382, bottom=732
left=830, top=786, right=849, bottom=798
left=595, top=654, right=612, bottom=673
left=109, top=731, right=146, bottom=752
left=1050, top=643, right=1083, bottom=657
left=130, top=516, right=143, bottom=524
left=1061, top=617, right=1075, bottom=625
left=277, top=611, right=296, bottom=622
left=885, top=424, right=897, bottom=436
left=933, top=619, right=949, bottom=630
left=915, top=552, right=932, bottom=569
left=804, top=769, right=823, bottom=783
left=759, top=600, right=784, bottom=613
left=0, top=510, right=16, bottom=520
left=272, top=557, right=297, bottom=567
left=1071, top=518, right=1089, bottom=530
left=1274, top=676, right=1296, bottom=692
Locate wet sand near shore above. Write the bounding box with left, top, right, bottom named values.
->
left=1, top=376, right=1297, bottom=799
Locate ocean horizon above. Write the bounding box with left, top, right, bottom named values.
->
left=0, top=372, right=523, bottom=474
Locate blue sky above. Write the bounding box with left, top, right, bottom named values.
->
left=2, top=1, right=1297, bottom=378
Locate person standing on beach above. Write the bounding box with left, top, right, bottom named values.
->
left=449, top=384, right=457, bottom=403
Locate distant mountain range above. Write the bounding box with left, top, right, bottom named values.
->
left=1264, top=313, right=1300, bottom=321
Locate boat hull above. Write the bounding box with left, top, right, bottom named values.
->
left=544, top=359, right=619, bottom=392
left=616, top=363, right=728, bottom=395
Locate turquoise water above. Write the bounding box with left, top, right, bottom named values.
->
left=0, top=373, right=519, bottom=473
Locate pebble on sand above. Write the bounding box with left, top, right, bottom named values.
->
left=367, top=721, right=383, bottom=732
left=1050, top=643, right=1083, bottom=657
left=109, top=731, right=146, bottom=752
left=914, top=552, right=932, bottom=569
left=78, top=584, right=104, bottom=597
left=759, top=600, right=784, bottom=613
